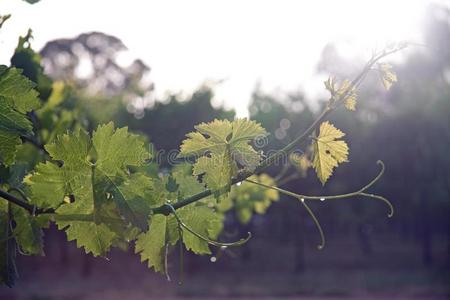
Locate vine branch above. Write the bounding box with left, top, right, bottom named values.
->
left=0, top=46, right=404, bottom=218
left=244, top=160, right=394, bottom=218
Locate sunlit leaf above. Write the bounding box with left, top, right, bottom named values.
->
left=26, top=123, right=152, bottom=256
left=312, top=121, right=349, bottom=185
left=179, top=119, right=267, bottom=198
left=379, top=63, right=397, bottom=90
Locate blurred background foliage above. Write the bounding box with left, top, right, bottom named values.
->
left=1, top=2, right=449, bottom=299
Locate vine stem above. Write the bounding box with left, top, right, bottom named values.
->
left=0, top=46, right=405, bottom=217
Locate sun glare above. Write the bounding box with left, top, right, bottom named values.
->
left=0, top=0, right=432, bottom=117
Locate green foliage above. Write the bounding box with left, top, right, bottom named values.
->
left=136, top=166, right=223, bottom=274
left=0, top=66, right=41, bottom=166
left=26, top=123, right=152, bottom=256
left=179, top=119, right=267, bottom=199
left=11, top=30, right=52, bottom=100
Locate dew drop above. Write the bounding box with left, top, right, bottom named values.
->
left=210, top=256, right=217, bottom=263
left=236, top=182, right=242, bottom=186
left=220, top=245, right=228, bottom=250
left=300, top=198, right=305, bottom=202
left=320, top=198, right=326, bottom=202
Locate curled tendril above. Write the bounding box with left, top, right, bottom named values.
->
left=164, top=203, right=252, bottom=248
left=359, top=192, right=394, bottom=218
left=300, top=198, right=325, bottom=250
left=245, top=160, right=394, bottom=249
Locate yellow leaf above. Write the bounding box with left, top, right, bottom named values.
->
left=379, top=63, right=397, bottom=90
left=312, top=122, right=349, bottom=185
left=345, top=96, right=356, bottom=111
left=325, top=78, right=357, bottom=110
left=324, top=77, right=336, bottom=94
left=337, top=80, right=357, bottom=111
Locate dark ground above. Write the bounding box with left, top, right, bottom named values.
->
left=0, top=220, right=449, bottom=300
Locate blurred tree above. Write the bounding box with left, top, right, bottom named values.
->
left=40, top=32, right=153, bottom=125
left=39, top=32, right=235, bottom=152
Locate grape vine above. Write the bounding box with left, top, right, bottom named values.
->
left=0, top=13, right=406, bottom=287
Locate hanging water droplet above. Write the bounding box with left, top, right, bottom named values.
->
left=300, top=198, right=305, bottom=202
left=210, top=256, right=217, bottom=263
left=320, top=197, right=326, bottom=202
left=236, top=182, right=242, bottom=186
left=220, top=245, right=228, bottom=250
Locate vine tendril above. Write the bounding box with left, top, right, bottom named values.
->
left=300, top=198, right=325, bottom=250
left=164, top=203, right=252, bottom=248
left=245, top=160, right=394, bottom=249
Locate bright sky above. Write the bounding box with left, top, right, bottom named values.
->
left=0, top=0, right=433, bottom=116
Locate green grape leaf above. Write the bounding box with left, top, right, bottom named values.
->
left=312, top=122, right=349, bottom=185
left=193, top=150, right=237, bottom=199
left=0, top=66, right=41, bottom=165
left=26, top=123, right=152, bottom=256
left=24, top=162, right=66, bottom=208
left=179, top=119, right=267, bottom=198
left=229, top=118, right=267, bottom=143
left=379, top=63, right=397, bottom=90
left=135, top=214, right=168, bottom=273
left=0, top=131, right=21, bottom=166
left=178, top=205, right=223, bottom=255
left=11, top=206, right=44, bottom=256
left=136, top=169, right=224, bottom=273
left=93, top=123, right=149, bottom=176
